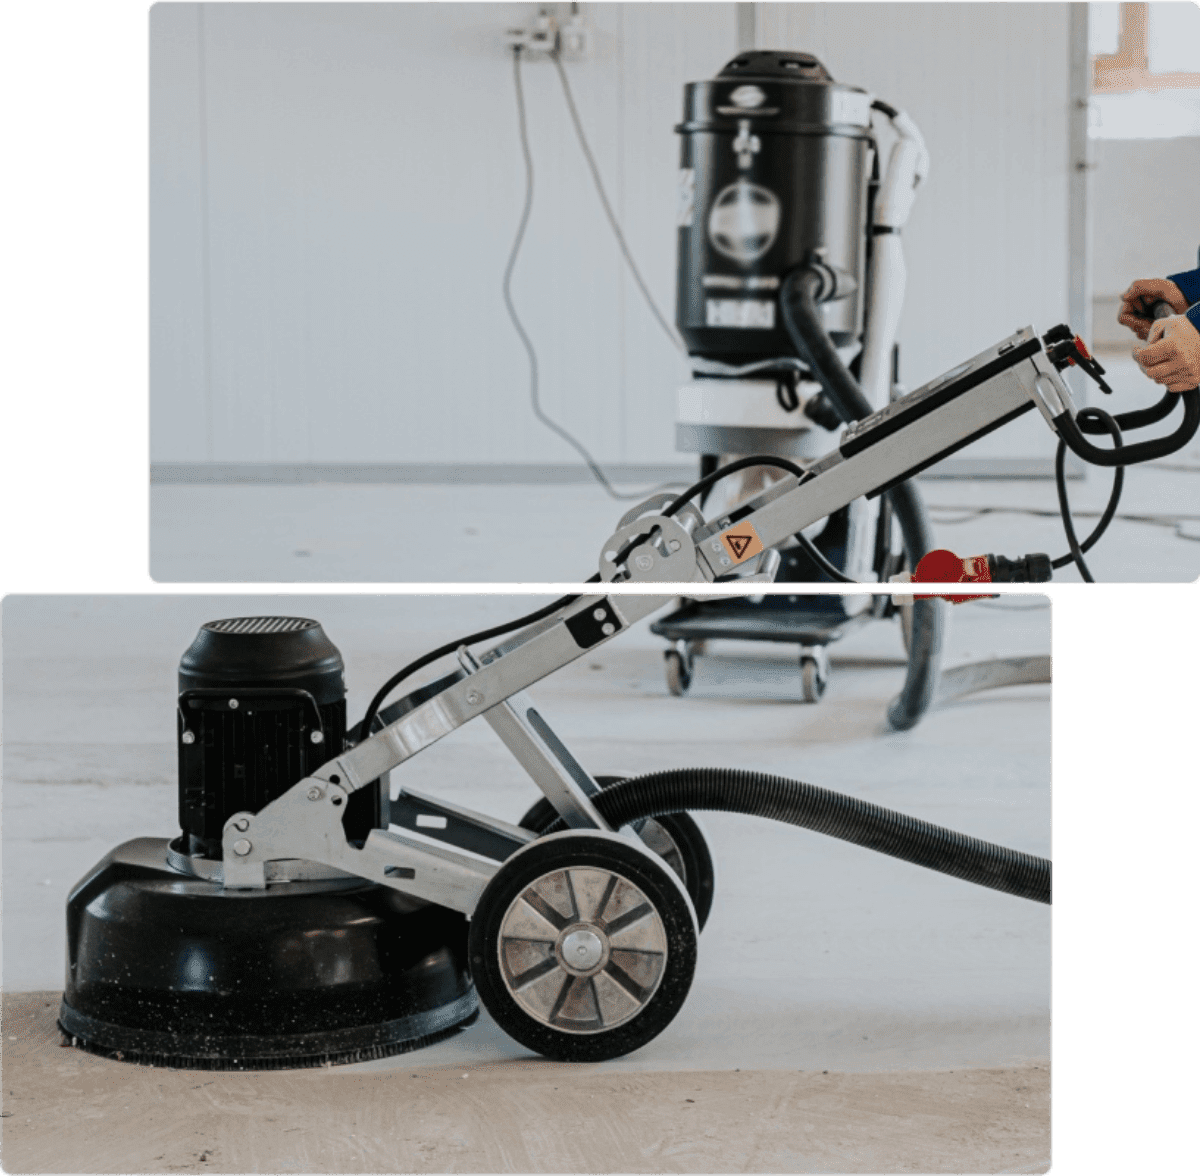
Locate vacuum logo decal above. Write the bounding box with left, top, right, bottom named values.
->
left=728, top=84, right=767, bottom=109
left=719, top=522, right=765, bottom=565
left=707, top=180, right=780, bottom=264
left=677, top=168, right=695, bottom=227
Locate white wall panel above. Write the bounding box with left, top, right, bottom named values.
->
left=151, top=3, right=1075, bottom=469
left=149, top=5, right=210, bottom=462
left=1092, top=138, right=1200, bottom=297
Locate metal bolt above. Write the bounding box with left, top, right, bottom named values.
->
left=466, top=690, right=483, bottom=705
left=307, top=787, right=323, bottom=801
left=234, top=818, right=250, bottom=831
left=601, top=623, right=615, bottom=636
left=634, top=553, right=654, bottom=572
left=233, top=839, right=252, bottom=856
left=310, top=730, right=324, bottom=744
left=710, top=540, right=722, bottom=553
left=228, top=698, right=239, bottom=710
left=719, top=556, right=731, bottom=567
left=181, top=730, right=195, bottom=745
left=668, top=539, right=681, bottom=553
left=593, top=608, right=606, bottom=621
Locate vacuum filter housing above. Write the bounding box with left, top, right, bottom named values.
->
left=676, top=50, right=874, bottom=364
left=59, top=617, right=477, bottom=1070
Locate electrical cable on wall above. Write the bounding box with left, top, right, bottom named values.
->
left=550, top=51, right=687, bottom=356
left=504, top=46, right=685, bottom=501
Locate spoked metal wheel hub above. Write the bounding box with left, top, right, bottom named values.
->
left=497, top=866, right=668, bottom=1034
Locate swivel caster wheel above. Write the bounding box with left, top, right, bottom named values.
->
left=519, top=778, right=716, bottom=931
left=799, top=646, right=830, bottom=703
left=468, top=830, right=698, bottom=1062
left=663, top=643, right=694, bottom=696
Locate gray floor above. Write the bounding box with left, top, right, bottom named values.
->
left=3, top=594, right=1049, bottom=1075
left=150, top=354, right=1200, bottom=582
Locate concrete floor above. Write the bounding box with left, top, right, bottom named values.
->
left=149, top=354, right=1200, bottom=583
left=3, top=594, right=1049, bottom=1170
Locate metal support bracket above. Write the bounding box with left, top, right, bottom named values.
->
left=220, top=780, right=496, bottom=912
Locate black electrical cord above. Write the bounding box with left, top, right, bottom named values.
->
left=1051, top=407, right=1124, bottom=581
left=357, top=581, right=598, bottom=741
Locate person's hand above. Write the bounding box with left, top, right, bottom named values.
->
left=1132, top=314, right=1200, bottom=392
left=1118, top=278, right=1188, bottom=340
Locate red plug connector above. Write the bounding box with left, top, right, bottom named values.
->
left=911, top=549, right=994, bottom=603
left=907, top=548, right=1053, bottom=601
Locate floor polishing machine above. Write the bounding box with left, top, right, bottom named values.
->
left=59, top=54, right=1195, bottom=1072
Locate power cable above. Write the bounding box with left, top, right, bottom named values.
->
left=504, top=48, right=648, bottom=501
left=550, top=50, right=687, bottom=355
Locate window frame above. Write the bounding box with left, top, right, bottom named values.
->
left=1092, top=2, right=1200, bottom=93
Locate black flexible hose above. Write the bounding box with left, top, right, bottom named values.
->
left=779, top=266, right=944, bottom=731
left=1052, top=407, right=1124, bottom=580
left=544, top=767, right=1050, bottom=904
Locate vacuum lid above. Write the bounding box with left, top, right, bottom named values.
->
left=717, top=50, right=834, bottom=82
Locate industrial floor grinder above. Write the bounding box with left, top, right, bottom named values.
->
left=60, top=285, right=1194, bottom=1066
left=61, top=605, right=1049, bottom=1070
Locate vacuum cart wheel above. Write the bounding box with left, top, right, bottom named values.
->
left=663, top=647, right=691, bottom=696
left=799, top=646, right=830, bottom=703
left=519, top=778, right=716, bottom=931
left=468, top=830, right=698, bottom=1062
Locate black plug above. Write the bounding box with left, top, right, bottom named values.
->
left=988, top=553, right=1053, bottom=583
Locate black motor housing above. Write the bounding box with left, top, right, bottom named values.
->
left=177, top=616, right=379, bottom=857
left=676, top=50, right=874, bottom=364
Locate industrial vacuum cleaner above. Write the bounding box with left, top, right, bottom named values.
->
left=59, top=52, right=1194, bottom=1071
left=649, top=51, right=1193, bottom=711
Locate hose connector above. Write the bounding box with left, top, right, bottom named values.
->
left=800, top=251, right=857, bottom=304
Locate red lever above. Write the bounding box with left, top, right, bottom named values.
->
left=910, top=548, right=995, bottom=603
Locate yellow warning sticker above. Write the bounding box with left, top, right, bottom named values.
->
left=719, top=522, right=765, bottom=565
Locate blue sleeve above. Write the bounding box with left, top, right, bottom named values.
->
left=1168, top=246, right=1200, bottom=306
left=1188, top=303, right=1200, bottom=332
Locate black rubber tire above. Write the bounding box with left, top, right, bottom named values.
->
left=518, top=778, right=716, bottom=932
left=664, top=649, right=691, bottom=696
left=468, top=830, right=698, bottom=1062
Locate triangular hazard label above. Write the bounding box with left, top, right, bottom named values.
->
left=725, top=534, right=754, bottom=559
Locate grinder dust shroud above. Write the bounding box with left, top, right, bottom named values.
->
left=58, top=618, right=478, bottom=1070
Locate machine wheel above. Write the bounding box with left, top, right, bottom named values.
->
left=468, top=830, right=698, bottom=1062
left=664, top=647, right=692, bottom=696
left=800, top=655, right=828, bottom=703
left=519, top=778, right=716, bottom=931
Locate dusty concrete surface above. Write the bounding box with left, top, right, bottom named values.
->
left=2, top=992, right=1050, bottom=1174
